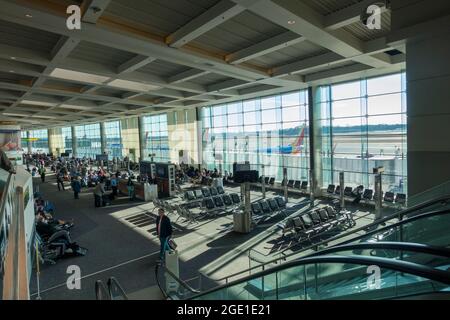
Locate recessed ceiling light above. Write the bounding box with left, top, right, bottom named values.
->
left=288, top=20, right=296, bottom=25
left=60, top=104, right=93, bottom=110
left=50, top=68, right=110, bottom=85
left=9, top=70, right=15, bottom=73
left=10, top=57, right=16, bottom=60
left=25, top=14, right=33, bottom=18
left=107, top=79, right=160, bottom=92
left=22, top=100, right=57, bottom=107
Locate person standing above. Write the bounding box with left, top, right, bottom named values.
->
left=110, top=174, right=118, bottom=198
left=71, top=176, right=81, bottom=199
left=93, top=180, right=105, bottom=207
left=155, top=208, right=173, bottom=263
left=127, top=177, right=135, bottom=201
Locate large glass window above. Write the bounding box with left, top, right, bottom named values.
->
left=75, top=123, right=101, bottom=158
left=142, top=114, right=169, bottom=162
left=319, top=72, right=407, bottom=193
left=201, top=90, right=309, bottom=181
left=104, top=121, right=122, bottom=159
left=29, top=129, right=49, bottom=154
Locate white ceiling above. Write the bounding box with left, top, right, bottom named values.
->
left=0, top=0, right=406, bottom=129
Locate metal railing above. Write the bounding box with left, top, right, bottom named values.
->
left=200, top=195, right=450, bottom=288
left=190, top=243, right=450, bottom=300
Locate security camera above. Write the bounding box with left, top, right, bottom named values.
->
left=360, top=1, right=389, bottom=27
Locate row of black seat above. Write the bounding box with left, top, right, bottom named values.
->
left=278, top=206, right=353, bottom=240
left=201, top=193, right=241, bottom=211
left=258, top=177, right=309, bottom=191
left=251, top=197, right=286, bottom=216
left=326, top=184, right=406, bottom=205
left=184, top=186, right=225, bottom=201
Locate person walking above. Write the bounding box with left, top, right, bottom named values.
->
left=39, top=166, right=46, bottom=183
left=56, top=170, right=65, bottom=191
left=71, top=176, right=81, bottom=199
left=93, top=180, right=106, bottom=207
left=155, top=208, right=173, bottom=263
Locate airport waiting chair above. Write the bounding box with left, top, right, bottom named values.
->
left=194, top=189, right=204, bottom=199
left=258, top=176, right=263, bottom=183
left=251, top=202, right=262, bottom=215
left=327, top=184, right=336, bottom=194
left=294, top=181, right=301, bottom=189
left=202, top=198, right=216, bottom=211
left=264, top=177, right=270, bottom=185
left=212, top=196, right=224, bottom=209
left=201, top=187, right=211, bottom=198
left=222, top=194, right=233, bottom=206
left=384, top=192, right=395, bottom=203
left=269, top=177, right=275, bottom=186
left=230, top=193, right=241, bottom=204
left=281, top=179, right=287, bottom=187
left=301, top=181, right=308, bottom=190
left=344, top=186, right=353, bottom=197
left=395, top=193, right=406, bottom=205
left=335, top=185, right=341, bottom=195
left=209, top=187, right=218, bottom=196
left=185, top=191, right=196, bottom=201
left=287, top=180, right=295, bottom=188
left=362, top=189, right=373, bottom=201
left=274, top=196, right=287, bottom=209
left=216, top=186, right=225, bottom=194
left=259, top=200, right=272, bottom=214
left=268, top=198, right=279, bottom=211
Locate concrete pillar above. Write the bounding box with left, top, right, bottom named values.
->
left=71, top=126, right=77, bottom=157
left=26, top=131, right=32, bottom=153
left=390, top=0, right=450, bottom=195
left=138, top=116, right=146, bottom=162
left=100, top=122, right=107, bottom=154
left=309, top=86, right=323, bottom=197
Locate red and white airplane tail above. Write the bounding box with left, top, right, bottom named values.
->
left=291, top=124, right=306, bottom=154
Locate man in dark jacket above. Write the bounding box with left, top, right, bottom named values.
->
left=155, top=208, right=173, bottom=263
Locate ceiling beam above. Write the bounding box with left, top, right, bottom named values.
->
left=81, top=0, right=112, bottom=24
left=116, top=55, right=156, bottom=74
left=272, top=52, right=344, bottom=76
left=207, top=79, right=249, bottom=93
left=168, top=69, right=210, bottom=84
left=231, top=0, right=391, bottom=68
left=226, top=32, right=305, bottom=64
left=166, top=0, right=245, bottom=48
left=324, top=0, right=389, bottom=30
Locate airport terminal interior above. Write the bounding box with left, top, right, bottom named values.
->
left=0, top=0, right=450, bottom=301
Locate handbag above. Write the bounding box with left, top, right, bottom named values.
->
left=167, top=238, right=177, bottom=250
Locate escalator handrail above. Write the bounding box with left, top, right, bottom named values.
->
left=191, top=254, right=450, bottom=300
left=0, top=172, right=13, bottom=232
left=306, top=241, right=450, bottom=258
left=95, top=280, right=111, bottom=300
left=155, top=263, right=201, bottom=299
left=214, top=207, right=450, bottom=282
left=107, top=277, right=128, bottom=300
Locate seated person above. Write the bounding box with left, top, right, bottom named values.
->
left=36, top=209, right=74, bottom=230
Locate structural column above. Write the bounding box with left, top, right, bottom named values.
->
left=71, top=126, right=77, bottom=157
left=389, top=0, right=450, bottom=195
left=100, top=122, right=107, bottom=155
left=26, top=131, right=32, bottom=153
left=309, top=85, right=323, bottom=197
left=138, top=116, right=146, bottom=162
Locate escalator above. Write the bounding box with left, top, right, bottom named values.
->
left=95, top=277, right=128, bottom=300
left=155, top=201, right=450, bottom=300
left=157, top=241, right=450, bottom=300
